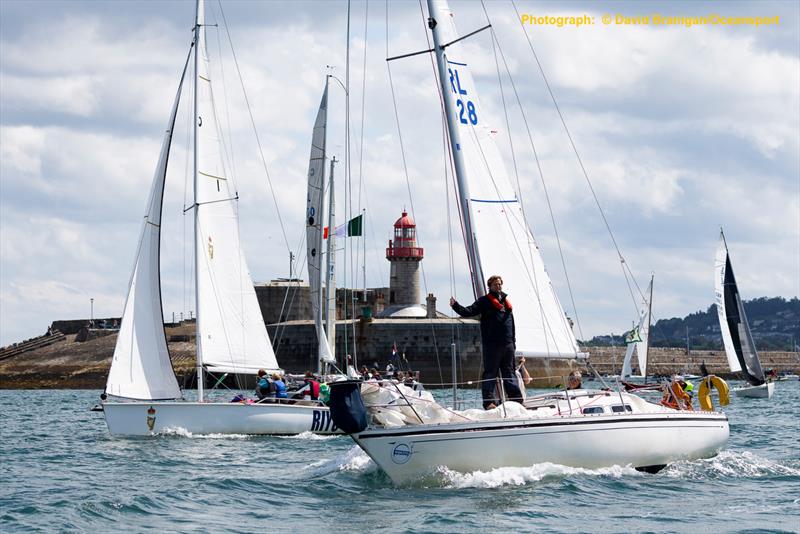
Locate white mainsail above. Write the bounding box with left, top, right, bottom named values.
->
left=431, top=0, right=579, bottom=358
left=305, top=82, right=335, bottom=366
left=621, top=277, right=652, bottom=378
left=193, top=0, right=278, bottom=375
left=104, top=55, right=190, bottom=401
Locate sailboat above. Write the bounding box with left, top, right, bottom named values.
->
left=306, top=77, right=342, bottom=375
left=99, top=0, right=339, bottom=436
left=621, top=276, right=660, bottom=391
left=715, top=230, right=774, bottom=399
left=328, top=0, right=729, bottom=484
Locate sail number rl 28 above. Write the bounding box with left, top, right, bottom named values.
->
left=448, top=67, right=477, bottom=125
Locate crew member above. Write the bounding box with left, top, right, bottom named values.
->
left=450, top=275, right=523, bottom=409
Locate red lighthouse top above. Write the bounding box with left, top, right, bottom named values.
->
left=386, top=210, right=423, bottom=260
left=393, top=210, right=415, bottom=229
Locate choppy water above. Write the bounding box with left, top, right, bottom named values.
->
left=1, top=381, right=799, bottom=533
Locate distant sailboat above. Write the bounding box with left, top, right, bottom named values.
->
left=99, top=0, right=339, bottom=435
left=620, top=276, right=661, bottom=392
left=621, top=275, right=653, bottom=379
left=715, top=230, right=774, bottom=399
left=305, top=77, right=338, bottom=374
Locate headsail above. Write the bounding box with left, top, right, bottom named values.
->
left=621, top=277, right=652, bottom=378
left=305, top=82, right=335, bottom=366
left=429, top=0, right=580, bottom=358
left=193, top=0, right=278, bottom=375
left=105, top=52, right=191, bottom=401
left=714, top=231, right=765, bottom=386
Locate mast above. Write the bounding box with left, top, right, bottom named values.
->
left=645, top=274, right=654, bottom=378
left=427, top=0, right=483, bottom=298
left=193, top=0, right=204, bottom=401
left=325, top=157, right=338, bottom=370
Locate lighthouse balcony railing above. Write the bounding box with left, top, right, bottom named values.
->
left=386, top=246, right=424, bottom=258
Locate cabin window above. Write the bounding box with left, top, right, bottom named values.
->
left=611, top=404, right=633, bottom=413
left=582, top=406, right=604, bottom=414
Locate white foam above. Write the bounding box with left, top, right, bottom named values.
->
left=440, top=462, right=640, bottom=488
left=664, top=449, right=800, bottom=478
left=305, top=445, right=377, bottom=477
left=158, top=427, right=250, bottom=439
left=278, top=431, right=340, bottom=441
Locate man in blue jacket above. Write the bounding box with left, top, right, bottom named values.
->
left=450, top=275, right=523, bottom=409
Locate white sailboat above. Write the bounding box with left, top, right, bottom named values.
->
left=329, top=0, right=728, bottom=484
left=620, top=276, right=661, bottom=391
left=715, top=230, right=774, bottom=399
left=305, top=77, right=340, bottom=374
left=100, top=0, right=339, bottom=436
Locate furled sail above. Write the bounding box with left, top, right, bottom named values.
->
left=193, top=0, right=279, bottom=374
left=305, top=83, right=335, bottom=365
left=430, top=0, right=580, bottom=358
left=621, top=277, right=652, bottom=378
left=715, top=231, right=765, bottom=386
left=105, top=52, right=191, bottom=400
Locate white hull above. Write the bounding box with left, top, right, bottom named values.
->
left=353, top=411, right=729, bottom=484
left=733, top=381, right=774, bottom=399
left=102, top=401, right=341, bottom=436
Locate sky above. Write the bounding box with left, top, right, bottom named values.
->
left=1, top=0, right=798, bottom=347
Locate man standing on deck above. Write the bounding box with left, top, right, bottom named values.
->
left=450, top=275, right=523, bottom=409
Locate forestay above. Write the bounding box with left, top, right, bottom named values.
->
left=105, top=54, right=190, bottom=401
left=432, top=0, right=579, bottom=358
left=193, top=1, right=278, bottom=374
left=714, top=231, right=765, bottom=386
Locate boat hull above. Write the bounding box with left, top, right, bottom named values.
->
left=733, top=381, right=774, bottom=398
left=102, top=401, right=341, bottom=436
left=352, top=412, right=729, bottom=484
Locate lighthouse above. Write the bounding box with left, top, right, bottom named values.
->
left=380, top=210, right=427, bottom=318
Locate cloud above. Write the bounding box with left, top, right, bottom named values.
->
left=1, top=0, right=798, bottom=348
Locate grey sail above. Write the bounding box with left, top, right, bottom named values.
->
left=714, top=232, right=765, bottom=386
left=305, top=82, right=334, bottom=368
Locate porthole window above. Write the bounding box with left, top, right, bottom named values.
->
left=611, top=404, right=633, bottom=413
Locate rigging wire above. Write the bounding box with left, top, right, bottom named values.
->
left=216, top=0, right=291, bottom=254
left=382, top=0, right=445, bottom=385
left=343, top=0, right=352, bottom=365
left=480, top=0, right=586, bottom=343
left=509, top=0, right=646, bottom=314
left=421, top=1, right=574, bottom=357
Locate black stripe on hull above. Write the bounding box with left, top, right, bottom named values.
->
left=355, top=414, right=728, bottom=440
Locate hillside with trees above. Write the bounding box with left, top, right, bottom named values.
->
left=585, top=297, right=799, bottom=351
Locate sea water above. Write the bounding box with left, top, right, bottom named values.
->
left=1, top=381, right=798, bottom=533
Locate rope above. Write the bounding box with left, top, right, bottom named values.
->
left=510, top=0, right=645, bottom=316
left=216, top=0, right=291, bottom=253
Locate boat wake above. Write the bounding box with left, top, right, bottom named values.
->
left=158, top=427, right=251, bottom=439
left=436, top=463, right=641, bottom=489
left=278, top=431, right=340, bottom=441
left=305, top=445, right=377, bottom=477
left=663, top=449, right=800, bottom=479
